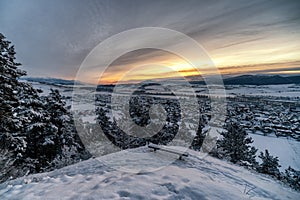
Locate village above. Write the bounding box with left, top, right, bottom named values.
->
left=71, top=84, right=300, bottom=147
left=225, top=96, right=300, bottom=141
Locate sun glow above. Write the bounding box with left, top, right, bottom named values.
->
left=84, top=38, right=300, bottom=85
left=98, top=62, right=203, bottom=85
left=96, top=50, right=207, bottom=84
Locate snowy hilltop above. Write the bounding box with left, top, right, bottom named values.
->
left=0, top=146, right=298, bottom=200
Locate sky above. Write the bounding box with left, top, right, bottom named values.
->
left=0, top=0, right=300, bottom=84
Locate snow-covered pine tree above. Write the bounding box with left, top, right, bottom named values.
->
left=45, top=89, right=90, bottom=169
left=217, top=122, right=258, bottom=167
left=17, top=86, right=91, bottom=174
left=258, top=149, right=281, bottom=177
left=0, top=33, right=29, bottom=182
left=0, top=133, right=28, bottom=183
left=282, top=166, right=300, bottom=191
left=21, top=92, right=59, bottom=172
left=0, top=33, right=28, bottom=135
left=0, top=33, right=90, bottom=183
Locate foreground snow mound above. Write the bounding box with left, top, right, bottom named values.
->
left=0, top=146, right=299, bottom=200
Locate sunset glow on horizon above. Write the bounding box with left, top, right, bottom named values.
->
left=91, top=46, right=300, bottom=85
left=82, top=29, right=300, bottom=85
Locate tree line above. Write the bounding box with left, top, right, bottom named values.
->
left=0, top=33, right=90, bottom=183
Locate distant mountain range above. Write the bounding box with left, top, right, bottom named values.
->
left=222, top=75, right=300, bottom=85
left=22, top=77, right=82, bottom=85
left=189, top=74, right=300, bottom=85
left=23, top=74, right=300, bottom=86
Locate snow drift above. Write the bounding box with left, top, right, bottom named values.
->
left=0, top=146, right=299, bottom=199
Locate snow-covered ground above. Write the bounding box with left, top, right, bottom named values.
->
left=1, top=81, right=298, bottom=199
left=0, top=146, right=298, bottom=199
left=143, top=83, right=300, bottom=98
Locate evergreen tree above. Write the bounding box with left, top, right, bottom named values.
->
left=217, top=122, right=258, bottom=167
left=0, top=33, right=29, bottom=182
left=22, top=89, right=90, bottom=172
left=0, top=33, right=26, bottom=133
left=22, top=93, right=59, bottom=172
left=258, top=149, right=281, bottom=177
left=282, top=166, right=300, bottom=191
left=45, top=89, right=90, bottom=169
left=190, top=121, right=204, bottom=151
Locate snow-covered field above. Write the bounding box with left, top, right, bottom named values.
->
left=29, top=81, right=74, bottom=97
left=250, top=133, right=300, bottom=171
left=143, top=83, right=300, bottom=98
left=28, top=81, right=300, bottom=98
left=0, top=146, right=298, bottom=199
left=225, top=84, right=300, bottom=98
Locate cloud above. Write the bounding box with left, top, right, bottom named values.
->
left=0, top=0, right=299, bottom=81
left=218, top=61, right=300, bottom=75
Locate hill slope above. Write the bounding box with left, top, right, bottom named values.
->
left=0, top=146, right=298, bottom=199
